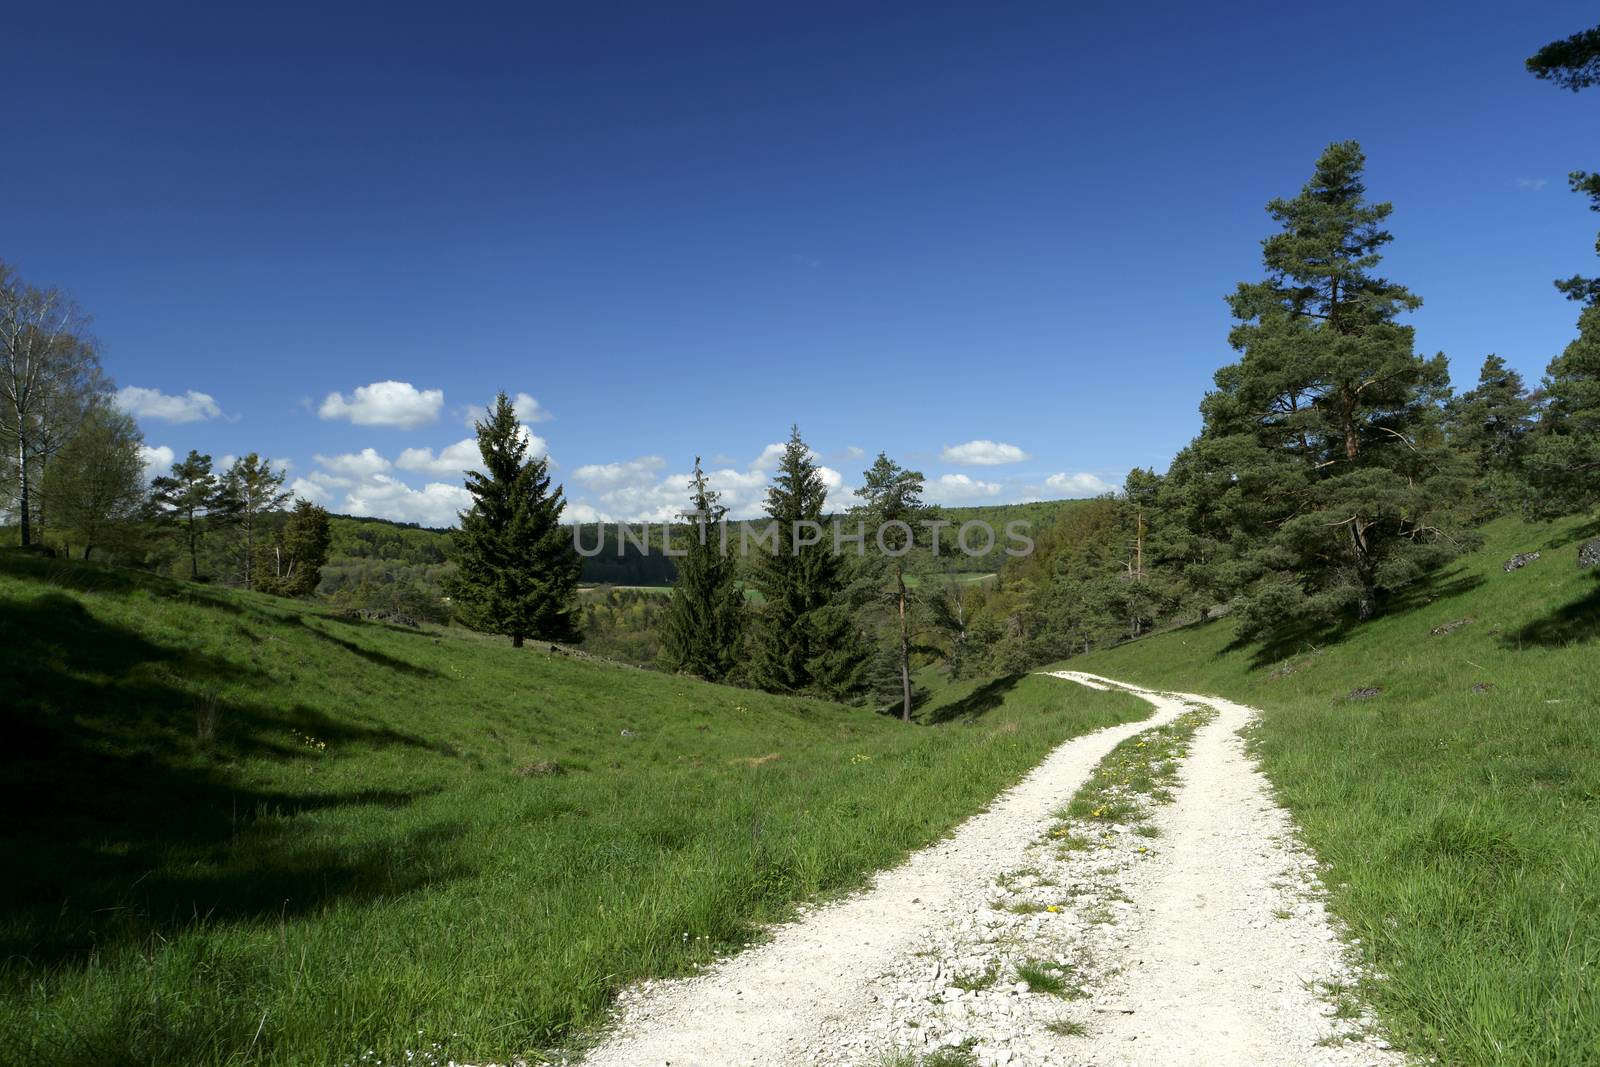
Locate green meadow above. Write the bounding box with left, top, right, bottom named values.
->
left=0, top=551, right=1146, bottom=1066
left=1067, top=514, right=1600, bottom=1067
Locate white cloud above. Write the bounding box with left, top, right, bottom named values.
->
left=844, top=445, right=866, bottom=459
left=344, top=474, right=471, bottom=527
left=924, top=473, right=1003, bottom=503
left=290, top=477, right=332, bottom=504
left=397, top=438, right=484, bottom=477
left=460, top=392, right=552, bottom=429
left=313, top=447, right=392, bottom=478
left=319, top=381, right=443, bottom=428
left=1045, top=471, right=1116, bottom=497
left=1516, top=177, right=1549, bottom=191
left=573, top=456, right=667, bottom=488
left=941, top=440, right=1029, bottom=466
left=137, top=444, right=174, bottom=480
left=751, top=440, right=825, bottom=470
left=116, top=386, right=222, bottom=424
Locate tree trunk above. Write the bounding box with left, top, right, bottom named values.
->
left=897, top=565, right=911, bottom=723
left=16, top=432, right=30, bottom=546
left=512, top=632, right=524, bottom=649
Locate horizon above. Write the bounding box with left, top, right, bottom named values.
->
left=5, top=1, right=1596, bottom=525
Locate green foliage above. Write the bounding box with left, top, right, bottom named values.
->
left=0, top=549, right=1147, bottom=1065
left=449, top=393, right=580, bottom=646
left=852, top=452, right=932, bottom=720
left=1204, top=140, right=1471, bottom=630
left=1066, top=513, right=1600, bottom=1066
left=38, top=403, right=146, bottom=560
left=222, top=452, right=290, bottom=588
left=1443, top=355, right=1537, bottom=518
left=658, top=458, right=744, bottom=681
left=1526, top=23, right=1600, bottom=90
left=148, top=450, right=232, bottom=580
left=749, top=426, right=872, bottom=701
left=255, top=499, right=332, bottom=598
left=1527, top=304, right=1600, bottom=520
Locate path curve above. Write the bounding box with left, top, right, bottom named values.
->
left=579, top=673, right=1403, bottom=1066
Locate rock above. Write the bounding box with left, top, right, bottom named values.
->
left=1503, top=551, right=1541, bottom=572
left=1471, top=682, right=1496, bottom=695
left=1430, top=616, right=1473, bottom=636
left=1579, top=538, right=1600, bottom=570
left=1347, top=686, right=1383, bottom=700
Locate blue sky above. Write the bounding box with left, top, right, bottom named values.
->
left=5, top=2, right=1597, bottom=525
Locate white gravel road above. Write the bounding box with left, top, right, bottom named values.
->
left=578, top=672, right=1404, bottom=1067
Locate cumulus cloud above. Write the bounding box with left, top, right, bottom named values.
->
left=940, top=439, right=1029, bottom=466
left=343, top=475, right=471, bottom=527
left=924, top=473, right=1003, bottom=503
left=751, top=440, right=824, bottom=470
left=319, top=381, right=443, bottom=428
left=137, top=444, right=175, bottom=480
left=397, top=438, right=485, bottom=477
left=313, top=447, right=392, bottom=478
left=1045, top=471, right=1116, bottom=497
left=459, top=392, right=552, bottom=429
left=573, top=456, right=667, bottom=488
left=116, top=387, right=223, bottom=423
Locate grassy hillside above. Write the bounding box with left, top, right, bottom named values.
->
left=1062, top=514, right=1600, bottom=1066
left=0, top=552, right=1148, bottom=1066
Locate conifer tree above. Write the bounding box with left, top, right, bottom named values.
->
left=658, top=457, right=744, bottom=681
left=223, top=453, right=290, bottom=588
left=750, top=425, right=869, bottom=699
left=149, top=450, right=227, bottom=580
left=1526, top=305, right=1600, bottom=519
left=1204, top=141, right=1468, bottom=630
left=256, top=499, right=332, bottom=597
left=853, top=452, right=929, bottom=721
left=450, top=393, right=580, bottom=646
left=1442, top=355, right=1537, bottom=518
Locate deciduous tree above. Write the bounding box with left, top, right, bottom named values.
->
left=40, top=404, right=146, bottom=559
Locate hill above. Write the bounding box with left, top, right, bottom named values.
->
left=1062, top=513, right=1600, bottom=1066
left=0, top=550, right=1146, bottom=1066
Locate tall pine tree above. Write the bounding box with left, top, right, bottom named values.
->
left=450, top=393, right=580, bottom=646
left=1206, top=141, right=1468, bottom=630
left=658, top=457, right=744, bottom=681
left=149, top=450, right=228, bottom=580
left=750, top=425, right=870, bottom=700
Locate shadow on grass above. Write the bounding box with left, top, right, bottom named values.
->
left=920, top=674, right=1024, bottom=724
left=1221, top=566, right=1488, bottom=670
left=1505, top=582, right=1600, bottom=648
left=0, top=589, right=466, bottom=980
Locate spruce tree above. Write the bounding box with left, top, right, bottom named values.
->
left=1206, top=141, right=1468, bottom=630
left=450, top=393, right=580, bottom=646
left=1442, top=355, right=1536, bottom=518
left=750, top=425, right=869, bottom=699
left=658, top=457, right=744, bottom=681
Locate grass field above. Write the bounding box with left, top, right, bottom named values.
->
left=1063, top=514, right=1600, bottom=1066
left=0, top=552, right=1149, bottom=1066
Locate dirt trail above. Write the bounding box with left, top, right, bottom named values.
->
left=579, top=673, right=1403, bottom=1067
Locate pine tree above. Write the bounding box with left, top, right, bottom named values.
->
left=149, top=450, right=227, bottom=580
left=658, top=457, right=744, bottom=681
left=853, top=452, right=929, bottom=721
left=223, top=453, right=290, bottom=588
left=1442, top=355, right=1536, bottom=518
left=750, top=425, right=869, bottom=699
left=450, top=392, right=580, bottom=646
left=1208, top=141, right=1468, bottom=631
left=1526, top=304, right=1600, bottom=519
left=1527, top=23, right=1600, bottom=304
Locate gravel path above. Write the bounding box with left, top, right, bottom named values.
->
left=579, top=673, right=1404, bottom=1067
